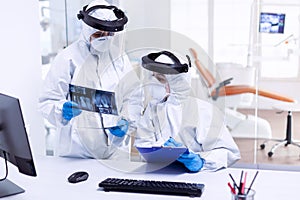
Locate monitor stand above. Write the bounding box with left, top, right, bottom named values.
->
left=0, top=179, right=24, bottom=198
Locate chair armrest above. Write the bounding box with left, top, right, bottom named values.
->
left=212, top=85, right=295, bottom=103
left=211, top=78, right=233, bottom=100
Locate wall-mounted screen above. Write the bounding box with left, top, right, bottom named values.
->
left=259, top=12, right=285, bottom=34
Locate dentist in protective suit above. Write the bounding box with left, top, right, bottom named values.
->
left=38, top=0, right=142, bottom=159
left=135, top=50, right=240, bottom=172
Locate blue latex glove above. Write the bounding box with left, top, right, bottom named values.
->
left=108, top=119, right=129, bottom=137
left=177, top=151, right=204, bottom=172
left=163, top=137, right=183, bottom=147
left=62, top=101, right=82, bottom=121
left=164, top=137, right=204, bottom=172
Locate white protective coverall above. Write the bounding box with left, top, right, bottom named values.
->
left=38, top=0, right=142, bottom=159
left=135, top=69, right=241, bottom=171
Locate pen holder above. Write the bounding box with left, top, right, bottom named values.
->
left=231, top=188, right=255, bottom=200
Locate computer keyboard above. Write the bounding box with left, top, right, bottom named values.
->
left=98, top=178, right=205, bottom=197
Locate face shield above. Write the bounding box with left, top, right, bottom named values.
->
left=142, top=50, right=191, bottom=74
left=140, top=50, right=192, bottom=104
left=78, top=3, right=127, bottom=58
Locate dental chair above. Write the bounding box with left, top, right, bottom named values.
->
left=189, top=48, right=295, bottom=149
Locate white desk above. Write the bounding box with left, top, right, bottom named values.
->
left=4, top=155, right=299, bottom=199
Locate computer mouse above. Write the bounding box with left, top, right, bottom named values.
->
left=68, top=171, right=89, bottom=183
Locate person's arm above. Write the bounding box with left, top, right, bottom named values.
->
left=199, top=124, right=241, bottom=171
left=38, top=52, right=73, bottom=126
left=180, top=98, right=241, bottom=172
left=108, top=55, right=145, bottom=146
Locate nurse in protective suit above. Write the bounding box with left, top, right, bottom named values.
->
left=134, top=50, right=240, bottom=172
left=38, top=0, right=142, bottom=159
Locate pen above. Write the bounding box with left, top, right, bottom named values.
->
left=241, top=171, right=247, bottom=194
left=247, top=171, right=259, bottom=194
left=227, top=182, right=236, bottom=194
left=228, top=173, right=239, bottom=189
left=238, top=170, right=244, bottom=194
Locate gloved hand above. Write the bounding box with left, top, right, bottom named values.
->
left=62, top=101, right=82, bottom=121
left=164, top=137, right=204, bottom=172
left=163, top=137, right=183, bottom=147
left=108, top=119, right=129, bottom=137
left=177, top=151, right=204, bottom=172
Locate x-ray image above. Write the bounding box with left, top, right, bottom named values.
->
left=94, top=90, right=118, bottom=115
left=259, top=12, right=285, bottom=34
left=69, top=84, right=118, bottom=115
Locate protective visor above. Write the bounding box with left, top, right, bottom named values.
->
left=141, top=50, right=191, bottom=74
left=77, top=5, right=128, bottom=32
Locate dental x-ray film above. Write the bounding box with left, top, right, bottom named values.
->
left=69, top=84, right=118, bottom=115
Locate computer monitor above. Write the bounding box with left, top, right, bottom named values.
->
left=0, top=93, right=37, bottom=197
left=259, top=12, right=286, bottom=34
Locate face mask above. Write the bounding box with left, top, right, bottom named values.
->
left=90, top=36, right=112, bottom=53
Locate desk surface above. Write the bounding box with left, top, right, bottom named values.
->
left=273, top=102, right=300, bottom=112
left=4, top=155, right=299, bottom=199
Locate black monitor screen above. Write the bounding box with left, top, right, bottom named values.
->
left=0, top=93, right=37, bottom=197
left=259, top=12, right=285, bottom=34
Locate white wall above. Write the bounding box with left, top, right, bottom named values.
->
left=0, top=1, right=45, bottom=155
left=121, top=0, right=171, bottom=30
left=120, top=0, right=171, bottom=59
left=258, top=80, right=300, bottom=108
